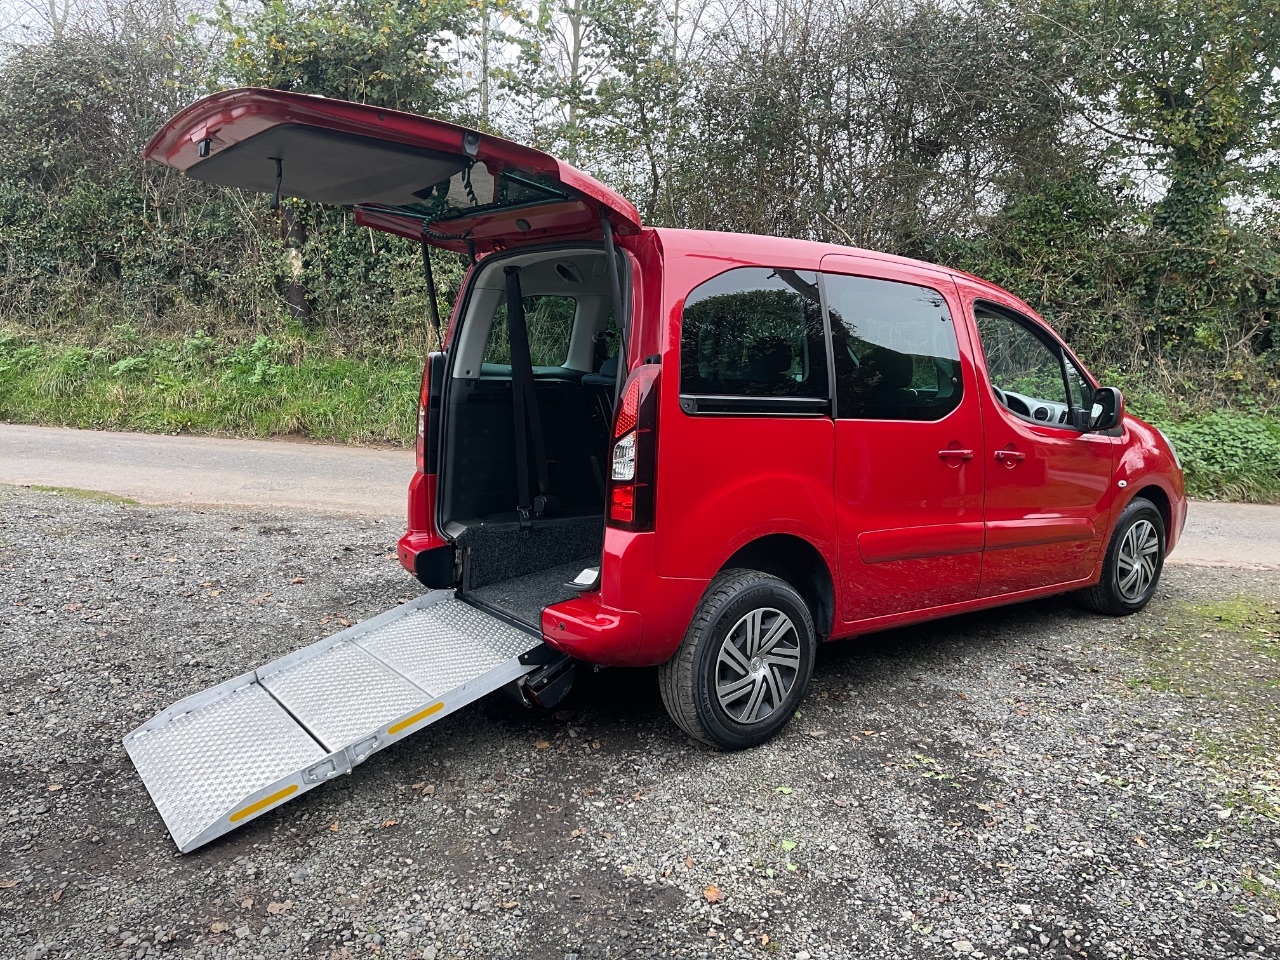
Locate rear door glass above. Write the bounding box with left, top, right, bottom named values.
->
left=824, top=274, right=963, bottom=421
left=679, top=267, right=828, bottom=402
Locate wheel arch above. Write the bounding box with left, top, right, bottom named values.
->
left=721, top=534, right=835, bottom=639
left=1130, top=483, right=1171, bottom=537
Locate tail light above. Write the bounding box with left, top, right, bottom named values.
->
left=607, top=366, right=659, bottom=530
left=416, top=352, right=444, bottom=475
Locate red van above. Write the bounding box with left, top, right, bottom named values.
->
left=148, top=89, right=1187, bottom=750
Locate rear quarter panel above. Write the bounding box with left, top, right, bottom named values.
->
left=649, top=235, right=838, bottom=600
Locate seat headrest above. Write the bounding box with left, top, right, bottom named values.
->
left=860, top=346, right=913, bottom=390
left=744, top=336, right=794, bottom=381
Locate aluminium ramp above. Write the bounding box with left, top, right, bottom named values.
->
left=124, top=591, right=547, bottom=853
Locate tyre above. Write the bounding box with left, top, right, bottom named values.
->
left=659, top=569, right=817, bottom=749
left=1078, top=496, right=1166, bottom=615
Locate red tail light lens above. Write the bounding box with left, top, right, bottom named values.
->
left=614, top=379, right=639, bottom=438
left=415, top=368, right=429, bottom=473
left=608, top=484, right=635, bottom=524
left=606, top=366, right=659, bottom=530
left=416, top=352, right=443, bottom=475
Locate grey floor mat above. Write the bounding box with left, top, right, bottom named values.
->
left=465, top=559, right=594, bottom=628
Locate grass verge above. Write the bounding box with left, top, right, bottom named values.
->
left=0, top=328, right=419, bottom=446
left=2, top=328, right=1279, bottom=502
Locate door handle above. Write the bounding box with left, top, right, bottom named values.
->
left=938, top=448, right=974, bottom=460
left=994, top=449, right=1026, bottom=463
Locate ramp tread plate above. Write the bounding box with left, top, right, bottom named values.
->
left=125, top=683, right=325, bottom=852
left=259, top=641, right=426, bottom=751
left=358, top=600, right=537, bottom=694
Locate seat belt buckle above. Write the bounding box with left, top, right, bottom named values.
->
left=517, top=505, right=532, bottom=536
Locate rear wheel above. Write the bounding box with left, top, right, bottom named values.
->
left=659, top=569, right=816, bottom=749
left=1078, top=496, right=1166, bottom=615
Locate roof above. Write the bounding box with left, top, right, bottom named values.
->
left=647, top=227, right=1038, bottom=317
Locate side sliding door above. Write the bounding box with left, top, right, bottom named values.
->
left=823, top=257, right=986, bottom=623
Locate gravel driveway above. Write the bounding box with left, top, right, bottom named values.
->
left=2, top=486, right=1278, bottom=960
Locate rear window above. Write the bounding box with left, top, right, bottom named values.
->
left=483, top=295, right=577, bottom=367
left=825, top=274, right=963, bottom=421
left=397, top=161, right=569, bottom=227
left=680, top=267, right=828, bottom=400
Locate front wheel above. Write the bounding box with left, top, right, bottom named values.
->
left=1078, top=496, right=1166, bottom=615
left=659, top=569, right=816, bottom=749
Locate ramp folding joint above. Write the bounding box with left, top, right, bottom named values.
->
left=124, top=590, right=543, bottom=853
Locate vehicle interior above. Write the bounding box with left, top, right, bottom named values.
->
left=974, top=305, right=1079, bottom=426
left=437, top=245, right=624, bottom=628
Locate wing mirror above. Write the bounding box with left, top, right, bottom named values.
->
left=1088, top=386, right=1124, bottom=431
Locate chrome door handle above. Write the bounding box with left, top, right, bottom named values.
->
left=994, top=450, right=1026, bottom=463
left=938, top=448, right=974, bottom=460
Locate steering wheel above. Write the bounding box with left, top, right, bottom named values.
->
left=991, top=384, right=1008, bottom=407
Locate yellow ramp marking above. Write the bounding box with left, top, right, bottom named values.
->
left=388, top=701, right=445, bottom=736
left=230, top=784, right=298, bottom=823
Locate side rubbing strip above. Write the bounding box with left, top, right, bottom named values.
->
left=230, top=784, right=298, bottom=823
left=388, top=701, right=445, bottom=736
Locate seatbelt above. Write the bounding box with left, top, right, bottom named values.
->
left=503, top=266, right=551, bottom=530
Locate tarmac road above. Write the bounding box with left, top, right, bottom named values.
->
left=1, top=422, right=1277, bottom=568
left=0, top=423, right=412, bottom=518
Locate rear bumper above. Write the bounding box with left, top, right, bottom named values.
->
left=541, top=595, right=645, bottom=666
left=541, top=529, right=707, bottom=668
left=397, top=472, right=451, bottom=580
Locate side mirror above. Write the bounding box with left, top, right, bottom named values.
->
left=1089, top=386, right=1124, bottom=431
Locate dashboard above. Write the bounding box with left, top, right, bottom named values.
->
left=994, top=387, right=1071, bottom=426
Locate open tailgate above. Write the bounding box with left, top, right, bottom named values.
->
left=144, top=87, right=641, bottom=253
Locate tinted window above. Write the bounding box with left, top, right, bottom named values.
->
left=680, top=268, right=828, bottom=399
left=484, top=295, right=576, bottom=366
left=825, top=274, right=963, bottom=421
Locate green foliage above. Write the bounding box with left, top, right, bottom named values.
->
left=1041, top=0, right=1280, bottom=238
left=0, top=0, right=1278, bottom=503
left=217, top=0, right=469, bottom=111
left=0, top=329, right=419, bottom=444
left=1165, top=412, right=1280, bottom=502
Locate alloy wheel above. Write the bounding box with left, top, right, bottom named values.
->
left=714, top=607, right=802, bottom=724
left=1117, top=518, right=1160, bottom=601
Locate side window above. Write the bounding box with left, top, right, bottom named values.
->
left=484, top=295, right=577, bottom=367
left=1064, top=356, right=1093, bottom=411
left=825, top=274, right=964, bottom=421
left=974, top=306, right=1073, bottom=425
left=679, top=267, right=828, bottom=403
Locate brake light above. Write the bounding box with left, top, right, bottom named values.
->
left=415, top=364, right=430, bottom=474
left=606, top=366, right=659, bottom=530
left=415, top=352, right=443, bottom=475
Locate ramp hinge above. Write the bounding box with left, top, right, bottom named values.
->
left=303, top=757, right=346, bottom=783
left=349, top=735, right=381, bottom=765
